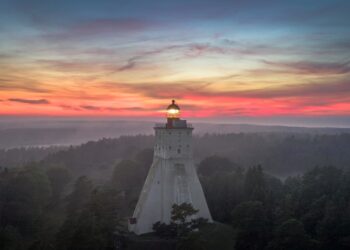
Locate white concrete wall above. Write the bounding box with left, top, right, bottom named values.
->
left=129, top=124, right=212, bottom=235
left=154, top=128, right=193, bottom=159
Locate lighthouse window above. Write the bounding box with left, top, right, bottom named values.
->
left=177, top=149, right=181, bottom=154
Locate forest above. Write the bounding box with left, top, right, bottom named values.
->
left=1, top=132, right=350, bottom=249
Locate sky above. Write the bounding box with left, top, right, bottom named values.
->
left=0, top=0, right=350, bottom=126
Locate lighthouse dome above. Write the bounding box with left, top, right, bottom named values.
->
left=167, top=100, right=180, bottom=119
left=167, top=99, right=180, bottom=111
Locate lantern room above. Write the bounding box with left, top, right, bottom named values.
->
left=167, top=99, right=180, bottom=119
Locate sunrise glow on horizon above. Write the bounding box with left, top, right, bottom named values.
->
left=0, top=0, right=350, bottom=122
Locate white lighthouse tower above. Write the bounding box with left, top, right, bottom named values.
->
left=129, top=100, right=212, bottom=235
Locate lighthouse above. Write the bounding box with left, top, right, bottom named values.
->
left=128, top=100, right=212, bottom=235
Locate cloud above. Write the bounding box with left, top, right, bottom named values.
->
left=0, top=73, right=53, bottom=93
left=118, top=60, right=136, bottom=71
left=116, top=41, right=297, bottom=72
left=70, top=39, right=305, bottom=75
left=184, top=42, right=281, bottom=57
left=42, top=18, right=157, bottom=41
left=103, top=77, right=350, bottom=101
left=0, top=53, right=16, bottom=59
left=8, top=98, right=50, bottom=104
left=243, top=81, right=350, bottom=99
left=37, top=59, right=106, bottom=73
left=37, top=44, right=209, bottom=74
left=263, top=60, right=350, bottom=75
left=114, top=43, right=235, bottom=72
left=116, top=45, right=184, bottom=72
left=190, top=80, right=350, bottom=100
left=59, top=105, right=81, bottom=111
left=80, top=105, right=101, bottom=111
left=0, top=83, right=50, bottom=93
left=78, top=104, right=153, bottom=112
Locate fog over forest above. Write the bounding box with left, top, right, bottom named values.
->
left=1, top=118, right=350, bottom=149
left=1, top=120, right=350, bottom=249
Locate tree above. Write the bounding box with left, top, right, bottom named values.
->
left=134, top=148, right=153, bottom=173
left=111, top=160, right=147, bottom=216
left=0, top=225, right=23, bottom=250
left=57, top=180, right=120, bottom=250
left=0, top=165, right=52, bottom=237
left=46, top=166, right=71, bottom=201
left=111, top=160, right=146, bottom=195
left=316, top=201, right=344, bottom=249
left=267, top=219, right=318, bottom=250
left=0, top=165, right=53, bottom=249
left=56, top=176, right=94, bottom=249
left=171, top=203, right=198, bottom=224
left=244, top=165, right=267, bottom=203
left=66, top=176, right=94, bottom=215
left=67, top=188, right=121, bottom=250
left=231, top=201, right=269, bottom=250
left=300, top=166, right=342, bottom=211
left=176, top=223, right=235, bottom=250
left=153, top=203, right=208, bottom=238
left=197, top=156, right=237, bottom=177
left=299, top=166, right=343, bottom=236
left=200, top=164, right=244, bottom=222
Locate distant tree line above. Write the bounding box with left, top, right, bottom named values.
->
left=2, top=133, right=350, bottom=178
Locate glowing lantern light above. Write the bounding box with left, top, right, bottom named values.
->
left=167, top=100, right=180, bottom=119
